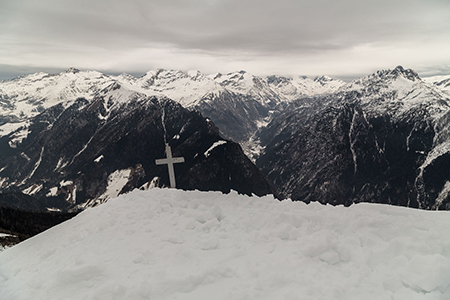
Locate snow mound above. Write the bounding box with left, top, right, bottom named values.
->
left=0, top=189, right=449, bottom=300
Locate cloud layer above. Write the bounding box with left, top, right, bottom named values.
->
left=1, top=0, right=450, bottom=79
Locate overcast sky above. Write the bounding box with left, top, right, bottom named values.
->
left=1, top=0, right=449, bottom=80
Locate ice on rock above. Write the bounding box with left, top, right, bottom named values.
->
left=0, top=189, right=449, bottom=300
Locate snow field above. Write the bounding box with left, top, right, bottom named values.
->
left=0, top=188, right=449, bottom=300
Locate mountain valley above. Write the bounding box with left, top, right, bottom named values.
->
left=1, top=66, right=450, bottom=212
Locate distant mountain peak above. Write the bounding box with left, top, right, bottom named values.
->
left=375, top=65, right=421, bottom=82
left=185, top=70, right=200, bottom=80
left=64, top=67, right=81, bottom=74
left=314, top=75, right=332, bottom=81
left=345, top=66, right=424, bottom=95
left=391, top=65, right=420, bottom=80
left=265, top=75, right=292, bottom=85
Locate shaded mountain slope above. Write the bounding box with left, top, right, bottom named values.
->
left=0, top=83, right=279, bottom=211
left=257, top=66, right=450, bottom=210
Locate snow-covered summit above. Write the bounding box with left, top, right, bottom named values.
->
left=0, top=68, right=115, bottom=122
left=212, top=70, right=257, bottom=93
left=342, top=66, right=421, bottom=91
left=97, top=81, right=148, bottom=105
left=210, top=70, right=283, bottom=107
left=0, top=188, right=449, bottom=299
left=115, top=69, right=224, bottom=107
left=337, top=66, right=450, bottom=118
left=255, top=66, right=450, bottom=209
left=63, top=67, right=82, bottom=74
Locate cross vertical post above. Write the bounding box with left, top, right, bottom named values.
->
left=155, top=143, right=185, bottom=188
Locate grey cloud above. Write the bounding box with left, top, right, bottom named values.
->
left=0, top=0, right=449, bottom=78
left=5, top=0, right=447, bottom=51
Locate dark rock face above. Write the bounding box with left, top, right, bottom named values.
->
left=0, top=192, right=51, bottom=212
left=257, top=67, right=450, bottom=210
left=178, top=141, right=279, bottom=198
left=257, top=102, right=432, bottom=207
left=0, top=87, right=279, bottom=211
left=0, top=205, right=78, bottom=246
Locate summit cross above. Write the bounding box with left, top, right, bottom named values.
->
left=155, top=143, right=185, bottom=188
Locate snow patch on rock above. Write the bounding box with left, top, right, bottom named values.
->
left=204, top=140, right=227, bottom=157
left=97, top=169, right=132, bottom=203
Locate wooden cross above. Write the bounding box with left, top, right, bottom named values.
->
left=155, top=143, right=185, bottom=188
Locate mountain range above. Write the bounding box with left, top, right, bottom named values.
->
left=0, top=68, right=344, bottom=144
left=256, top=66, right=450, bottom=210
left=1, top=66, right=450, bottom=211
left=0, top=75, right=282, bottom=212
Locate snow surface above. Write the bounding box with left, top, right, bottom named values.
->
left=0, top=122, right=29, bottom=138
left=0, top=188, right=449, bottom=300
left=204, top=140, right=227, bottom=157
left=424, top=75, right=450, bottom=96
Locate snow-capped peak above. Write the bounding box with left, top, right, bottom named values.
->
left=96, top=82, right=147, bottom=105
left=63, top=67, right=81, bottom=74
left=116, top=69, right=223, bottom=107
left=212, top=70, right=256, bottom=92
left=0, top=69, right=116, bottom=125
left=335, top=66, right=450, bottom=120
left=373, top=65, right=421, bottom=82
left=346, top=66, right=421, bottom=90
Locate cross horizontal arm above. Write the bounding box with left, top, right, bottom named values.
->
left=155, top=158, right=169, bottom=165
left=172, top=157, right=185, bottom=163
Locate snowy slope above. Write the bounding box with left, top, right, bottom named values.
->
left=116, top=69, right=343, bottom=110
left=0, top=68, right=114, bottom=120
left=339, top=66, right=449, bottom=118
left=0, top=68, right=115, bottom=137
left=265, top=75, right=345, bottom=100
left=210, top=71, right=283, bottom=107
left=1, top=188, right=449, bottom=300
left=424, top=74, right=450, bottom=96
left=116, top=69, right=224, bottom=107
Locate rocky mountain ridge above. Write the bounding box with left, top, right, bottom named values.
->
left=3, top=66, right=450, bottom=211
left=0, top=82, right=279, bottom=211
left=256, top=66, right=450, bottom=210
left=0, top=68, right=345, bottom=143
